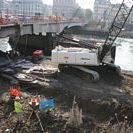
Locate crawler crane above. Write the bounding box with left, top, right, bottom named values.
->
left=51, top=0, right=133, bottom=81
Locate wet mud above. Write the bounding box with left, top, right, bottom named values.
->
left=0, top=64, right=133, bottom=132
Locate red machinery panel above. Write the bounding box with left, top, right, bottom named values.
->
left=32, top=50, right=44, bottom=58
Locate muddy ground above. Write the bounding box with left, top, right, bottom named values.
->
left=0, top=61, right=133, bottom=132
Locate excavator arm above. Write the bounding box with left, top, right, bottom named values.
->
left=99, top=0, right=133, bottom=62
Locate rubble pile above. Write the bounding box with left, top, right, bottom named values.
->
left=0, top=59, right=58, bottom=85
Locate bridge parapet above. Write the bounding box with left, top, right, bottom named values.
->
left=0, top=21, right=84, bottom=37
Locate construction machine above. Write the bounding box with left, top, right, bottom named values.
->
left=51, top=0, right=133, bottom=81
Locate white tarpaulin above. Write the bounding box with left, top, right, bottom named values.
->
left=0, top=37, right=12, bottom=53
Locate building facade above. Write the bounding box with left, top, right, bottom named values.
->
left=93, top=0, right=132, bottom=27
left=53, top=0, right=79, bottom=18
left=93, top=0, right=111, bottom=22
left=43, top=5, right=53, bottom=16
left=11, top=0, right=44, bottom=17
left=0, top=0, right=10, bottom=16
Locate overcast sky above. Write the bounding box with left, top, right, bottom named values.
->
left=42, top=0, right=124, bottom=10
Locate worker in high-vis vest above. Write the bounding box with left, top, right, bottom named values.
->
left=4, top=86, right=20, bottom=117
left=14, top=96, right=23, bottom=123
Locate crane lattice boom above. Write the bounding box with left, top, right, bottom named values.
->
left=100, top=0, right=133, bottom=62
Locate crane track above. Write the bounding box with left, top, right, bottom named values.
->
left=58, top=64, right=99, bottom=82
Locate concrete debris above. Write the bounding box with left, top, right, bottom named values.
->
left=0, top=59, right=58, bottom=85
left=15, top=61, right=34, bottom=69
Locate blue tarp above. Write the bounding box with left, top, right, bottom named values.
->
left=39, top=99, right=55, bottom=111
